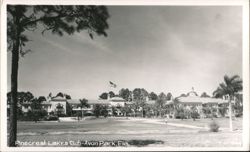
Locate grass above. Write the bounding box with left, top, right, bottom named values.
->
left=165, top=117, right=242, bottom=130
left=12, top=117, right=242, bottom=147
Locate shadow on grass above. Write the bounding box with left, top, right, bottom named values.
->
left=127, top=139, right=164, bottom=147
left=81, top=139, right=164, bottom=147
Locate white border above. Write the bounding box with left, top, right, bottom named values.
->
left=1, top=0, right=249, bottom=151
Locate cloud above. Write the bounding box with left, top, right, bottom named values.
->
left=39, top=36, right=73, bottom=54
left=73, top=33, right=112, bottom=54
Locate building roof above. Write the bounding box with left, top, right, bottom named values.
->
left=67, top=99, right=80, bottom=105
left=51, top=96, right=67, bottom=101
left=41, top=101, right=52, bottom=105
left=178, top=96, right=226, bottom=104
left=186, top=91, right=198, bottom=97
left=109, top=97, right=126, bottom=101
left=21, top=101, right=52, bottom=105
left=166, top=100, right=174, bottom=105
left=88, top=99, right=111, bottom=105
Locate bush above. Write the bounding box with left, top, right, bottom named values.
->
left=209, top=121, right=220, bottom=132
left=191, top=111, right=200, bottom=121
left=44, top=115, right=59, bottom=121
left=235, top=113, right=242, bottom=117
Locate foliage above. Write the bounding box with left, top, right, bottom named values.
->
left=101, top=105, right=109, bottom=117
left=156, top=92, right=167, bottom=117
left=66, top=102, right=72, bottom=116
left=7, top=91, right=34, bottom=104
left=233, top=93, right=243, bottom=117
left=55, top=92, right=71, bottom=99
left=175, top=107, right=186, bottom=120
left=30, top=98, right=42, bottom=110
left=7, top=91, right=32, bottom=117
left=56, top=92, right=64, bottom=98
left=132, top=88, right=148, bottom=101
left=109, top=91, right=115, bottom=98
left=218, top=106, right=227, bottom=117
left=166, top=92, right=172, bottom=100
left=80, top=98, right=89, bottom=108
left=149, top=92, right=158, bottom=100
left=132, top=100, right=146, bottom=117
left=213, top=75, right=242, bottom=98
left=55, top=103, right=65, bottom=117
left=131, top=88, right=148, bottom=117
left=200, top=92, right=210, bottom=98
left=7, top=5, right=110, bottom=53
left=65, top=94, right=71, bottom=99
left=209, top=121, right=220, bottom=132
left=93, top=104, right=102, bottom=118
left=213, top=75, right=242, bottom=131
left=99, top=92, right=108, bottom=99
left=190, top=106, right=199, bottom=121
left=92, top=104, right=108, bottom=118
left=119, top=88, right=131, bottom=101
left=44, top=115, right=59, bottom=121
left=99, top=91, right=115, bottom=99
left=121, top=104, right=133, bottom=116
left=7, top=5, right=110, bottom=146
left=38, top=96, right=46, bottom=102
left=20, top=109, right=48, bottom=122
left=202, top=104, right=218, bottom=119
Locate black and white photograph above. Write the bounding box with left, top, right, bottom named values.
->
left=0, top=0, right=249, bottom=151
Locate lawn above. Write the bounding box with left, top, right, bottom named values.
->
left=165, top=117, right=243, bottom=130
left=13, top=117, right=242, bottom=147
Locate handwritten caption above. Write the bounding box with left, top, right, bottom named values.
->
left=15, top=140, right=129, bottom=147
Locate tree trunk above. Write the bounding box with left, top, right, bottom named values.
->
left=9, top=14, right=20, bottom=146
left=141, top=108, right=143, bottom=117
left=81, top=108, right=83, bottom=119
left=229, top=98, right=233, bottom=131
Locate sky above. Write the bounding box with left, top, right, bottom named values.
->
left=7, top=6, right=242, bottom=99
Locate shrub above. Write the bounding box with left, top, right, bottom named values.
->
left=191, top=111, right=200, bottom=121
left=209, top=121, right=220, bottom=132
left=235, top=113, right=243, bottom=117
left=44, top=115, right=59, bottom=121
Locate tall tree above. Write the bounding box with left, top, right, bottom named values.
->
left=149, top=92, right=158, bottom=100
left=156, top=92, right=167, bottom=117
left=79, top=98, right=89, bottom=118
left=7, top=5, right=109, bottom=146
left=38, top=96, right=46, bottom=102
left=119, top=88, right=131, bottom=101
left=200, top=92, right=210, bottom=98
left=99, top=92, right=108, bottom=100
left=132, top=88, right=148, bottom=117
left=132, top=88, right=148, bottom=101
left=213, top=75, right=242, bottom=131
left=65, top=94, right=71, bottom=99
left=56, top=92, right=64, bottom=98
left=108, top=91, right=115, bottom=98
left=30, top=98, right=47, bottom=122
left=7, top=91, right=34, bottom=104
left=93, top=104, right=102, bottom=118
left=166, top=92, right=172, bottom=100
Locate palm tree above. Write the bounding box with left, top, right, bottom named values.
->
left=213, top=75, right=242, bottom=131
left=79, top=98, right=89, bottom=119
